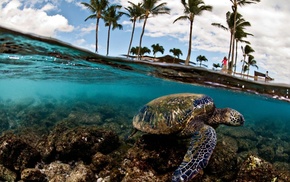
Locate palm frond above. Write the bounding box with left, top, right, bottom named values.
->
left=211, top=23, right=228, bottom=31
left=81, top=2, right=96, bottom=13
left=238, top=0, right=260, bottom=7
left=84, top=14, right=97, bottom=21
left=173, top=15, right=189, bottom=23
left=152, top=2, right=170, bottom=13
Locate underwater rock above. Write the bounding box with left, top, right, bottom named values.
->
left=236, top=155, right=290, bottom=182
left=21, top=168, right=47, bottom=182
left=237, top=138, right=257, bottom=152
left=66, top=162, right=95, bottom=182
left=206, top=140, right=238, bottom=180
left=275, top=145, right=289, bottom=162
left=121, top=134, right=187, bottom=181
left=91, top=152, right=111, bottom=172
left=40, top=161, right=96, bottom=182
left=65, top=111, right=102, bottom=126
left=0, top=133, right=40, bottom=171
left=0, top=164, right=17, bottom=182
left=256, top=138, right=290, bottom=163
left=45, top=125, right=119, bottom=162
left=218, top=134, right=239, bottom=152
left=258, top=144, right=275, bottom=162
left=253, top=121, right=279, bottom=139
left=0, top=118, right=9, bottom=133
left=89, top=144, right=129, bottom=181
left=40, top=161, right=71, bottom=181
left=274, top=162, right=290, bottom=171
left=219, top=126, right=256, bottom=140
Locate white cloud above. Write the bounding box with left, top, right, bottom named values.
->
left=20, top=0, right=60, bottom=7
left=80, top=23, right=95, bottom=35
left=76, top=2, right=87, bottom=10
left=65, top=0, right=75, bottom=3
left=75, top=38, right=86, bottom=45
left=40, top=3, right=56, bottom=11
left=237, top=0, right=290, bottom=83
left=0, top=0, right=74, bottom=37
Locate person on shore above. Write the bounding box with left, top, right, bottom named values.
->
left=221, top=56, right=228, bottom=73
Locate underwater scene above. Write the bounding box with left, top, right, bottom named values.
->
left=0, top=27, right=290, bottom=181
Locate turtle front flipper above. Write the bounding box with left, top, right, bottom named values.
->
left=172, top=125, right=217, bottom=182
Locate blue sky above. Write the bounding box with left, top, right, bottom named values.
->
left=1, top=0, right=290, bottom=85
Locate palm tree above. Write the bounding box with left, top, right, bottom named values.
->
left=174, top=0, right=212, bottom=66
left=229, top=0, right=260, bottom=72
left=169, top=48, right=183, bottom=60
left=103, top=4, right=123, bottom=56
left=196, top=55, right=208, bottom=67
left=233, top=15, right=252, bottom=73
left=121, top=2, right=143, bottom=57
left=243, top=54, right=258, bottom=78
left=213, top=63, right=221, bottom=70
left=240, top=44, right=254, bottom=75
left=151, top=43, right=164, bottom=57
left=138, top=0, right=170, bottom=59
left=234, top=28, right=252, bottom=73
left=130, top=46, right=151, bottom=57
left=139, top=46, right=151, bottom=57
left=81, top=0, right=109, bottom=53
left=212, top=11, right=233, bottom=61
left=130, top=46, right=138, bottom=57
left=212, top=12, right=249, bottom=70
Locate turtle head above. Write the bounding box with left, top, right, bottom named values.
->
left=224, top=108, right=245, bottom=126
left=208, top=108, right=244, bottom=126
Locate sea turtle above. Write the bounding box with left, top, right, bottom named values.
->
left=132, top=93, right=244, bottom=182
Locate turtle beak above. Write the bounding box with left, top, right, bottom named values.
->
left=239, top=115, right=245, bottom=125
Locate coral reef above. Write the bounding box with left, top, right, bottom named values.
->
left=44, top=124, right=119, bottom=162
left=0, top=97, right=289, bottom=181
left=21, top=168, right=47, bottom=182
left=0, top=133, right=40, bottom=171
left=236, top=155, right=290, bottom=182
left=0, top=164, right=17, bottom=182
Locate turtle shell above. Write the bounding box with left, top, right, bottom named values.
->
left=133, top=93, right=215, bottom=134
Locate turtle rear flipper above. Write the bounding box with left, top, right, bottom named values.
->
left=172, top=125, right=217, bottom=182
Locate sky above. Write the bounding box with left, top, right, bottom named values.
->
left=0, top=0, right=290, bottom=85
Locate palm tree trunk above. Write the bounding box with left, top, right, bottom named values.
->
left=230, top=0, right=238, bottom=73
left=234, top=39, right=238, bottom=74
left=228, top=32, right=233, bottom=61
left=106, top=25, right=111, bottom=56
left=127, top=20, right=136, bottom=57
left=138, top=17, right=148, bottom=60
left=230, top=35, right=235, bottom=74
left=95, top=18, right=100, bottom=53
left=241, top=55, right=246, bottom=76
left=186, top=20, right=193, bottom=66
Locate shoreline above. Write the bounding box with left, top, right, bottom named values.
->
left=1, top=25, right=290, bottom=102
left=101, top=56, right=290, bottom=103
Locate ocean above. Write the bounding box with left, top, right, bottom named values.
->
left=0, top=26, right=289, bottom=181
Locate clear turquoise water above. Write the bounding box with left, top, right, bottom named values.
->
left=1, top=53, right=289, bottom=129
left=0, top=28, right=290, bottom=159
